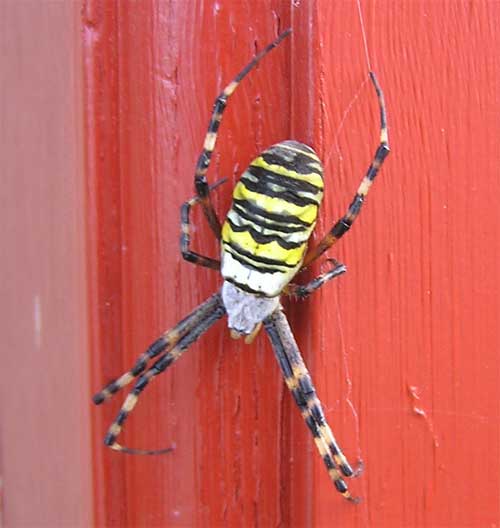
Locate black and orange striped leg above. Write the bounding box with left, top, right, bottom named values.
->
left=193, top=28, right=291, bottom=238
left=285, top=259, right=347, bottom=299
left=100, top=293, right=226, bottom=455
left=180, top=179, right=227, bottom=270
left=302, top=71, right=390, bottom=269
left=264, top=309, right=360, bottom=503
left=93, top=293, right=224, bottom=404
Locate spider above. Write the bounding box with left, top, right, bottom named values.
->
left=93, top=28, right=389, bottom=503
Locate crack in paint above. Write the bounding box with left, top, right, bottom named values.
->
left=407, top=384, right=440, bottom=448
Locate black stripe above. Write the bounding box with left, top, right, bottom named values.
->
left=106, top=381, right=120, bottom=396
left=304, top=413, right=321, bottom=438
left=291, top=387, right=306, bottom=407
left=247, top=165, right=323, bottom=194
left=268, top=142, right=319, bottom=159
left=261, top=148, right=323, bottom=176
left=223, top=244, right=290, bottom=273
left=322, top=452, right=337, bottom=471
left=335, top=480, right=348, bottom=494
left=226, top=277, right=274, bottom=296
left=223, top=241, right=298, bottom=273
left=104, top=433, right=116, bottom=446
left=213, top=96, right=227, bottom=116
left=233, top=198, right=313, bottom=227
left=116, top=410, right=128, bottom=426
left=134, top=376, right=150, bottom=392
left=224, top=253, right=283, bottom=275
left=231, top=203, right=307, bottom=234
left=233, top=29, right=291, bottom=84
left=224, top=240, right=300, bottom=268
left=279, top=140, right=318, bottom=156
left=92, top=392, right=106, bottom=405
left=224, top=252, right=284, bottom=274
left=240, top=175, right=321, bottom=207
left=226, top=217, right=305, bottom=250
left=331, top=219, right=351, bottom=238
left=347, top=194, right=364, bottom=217
left=309, top=402, right=327, bottom=426
left=296, top=373, right=315, bottom=395
left=208, top=118, right=221, bottom=134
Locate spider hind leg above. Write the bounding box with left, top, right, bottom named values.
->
left=93, top=293, right=224, bottom=404
left=264, top=309, right=360, bottom=502
left=95, top=293, right=226, bottom=455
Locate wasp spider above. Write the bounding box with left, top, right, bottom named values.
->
left=93, top=28, right=390, bottom=502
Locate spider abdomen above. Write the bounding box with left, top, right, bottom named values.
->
left=221, top=140, right=324, bottom=297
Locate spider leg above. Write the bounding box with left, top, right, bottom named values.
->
left=102, top=293, right=226, bottom=455
left=180, top=178, right=227, bottom=270
left=194, top=28, right=291, bottom=239
left=302, top=71, right=390, bottom=268
left=93, top=293, right=223, bottom=404
left=285, top=259, right=347, bottom=299
left=264, top=309, right=360, bottom=503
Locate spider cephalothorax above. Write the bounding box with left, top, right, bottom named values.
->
left=93, top=28, right=389, bottom=502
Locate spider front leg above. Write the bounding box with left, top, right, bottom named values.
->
left=94, top=293, right=226, bottom=455
left=302, top=71, right=390, bottom=268
left=264, top=309, right=361, bottom=503
left=193, top=29, right=291, bottom=238
left=180, top=178, right=227, bottom=270
left=285, top=259, right=347, bottom=299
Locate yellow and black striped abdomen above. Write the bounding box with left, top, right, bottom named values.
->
left=221, top=140, right=324, bottom=297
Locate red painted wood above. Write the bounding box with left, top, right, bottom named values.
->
left=0, top=2, right=92, bottom=527
left=85, top=1, right=500, bottom=526
left=3, top=1, right=498, bottom=527
left=301, top=2, right=500, bottom=527
left=85, top=2, right=292, bottom=527
left=83, top=2, right=127, bottom=526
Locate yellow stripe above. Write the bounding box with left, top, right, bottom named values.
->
left=222, top=223, right=306, bottom=266
left=223, top=243, right=293, bottom=273
left=109, top=423, right=121, bottom=435
left=357, top=176, right=373, bottom=196
left=233, top=182, right=319, bottom=225
left=203, top=131, right=217, bottom=151
left=251, top=156, right=324, bottom=189
left=224, top=80, right=239, bottom=96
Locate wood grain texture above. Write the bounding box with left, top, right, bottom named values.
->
left=301, top=2, right=500, bottom=527
left=85, top=1, right=292, bottom=527
left=1, top=0, right=496, bottom=527
left=86, top=1, right=500, bottom=526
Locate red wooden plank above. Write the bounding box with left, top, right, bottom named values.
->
left=2, top=0, right=499, bottom=526
left=86, top=1, right=292, bottom=526
left=0, top=2, right=92, bottom=527
left=83, top=1, right=500, bottom=527
left=304, top=2, right=500, bottom=527
left=83, top=2, right=128, bottom=526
